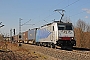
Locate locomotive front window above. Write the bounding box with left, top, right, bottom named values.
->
left=58, top=25, right=65, bottom=30
left=58, top=25, right=72, bottom=30
left=66, top=25, right=72, bottom=30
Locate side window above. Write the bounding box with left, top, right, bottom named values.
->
left=53, top=26, right=54, bottom=31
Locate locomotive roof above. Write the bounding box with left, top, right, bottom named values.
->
left=41, top=21, right=72, bottom=27
left=54, top=21, right=72, bottom=24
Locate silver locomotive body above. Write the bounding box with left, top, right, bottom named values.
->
left=36, top=21, right=76, bottom=48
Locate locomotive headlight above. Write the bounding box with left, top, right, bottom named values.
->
left=71, top=37, right=74, bottom=40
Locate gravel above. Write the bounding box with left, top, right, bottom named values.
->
left=22, top=44, right=90, bottom=60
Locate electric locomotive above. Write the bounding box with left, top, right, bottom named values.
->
left=36, top=21, right=76, bottom=49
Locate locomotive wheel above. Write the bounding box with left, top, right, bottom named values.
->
left=50, top=43, right=56, bottom=48
left=61, top=46, right=66, bottom=50
left=44, top=43, right=47, bottom=47
left=53, top=45, right=56, bottom=49
left=38, top=43, right=41, bottom=46
left=50, top=44, right=52, bottom=48
left=47, top=43, right=50, bottom=47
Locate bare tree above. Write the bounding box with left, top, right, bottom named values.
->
left=75, top=19, right=90, bottom=48
left=76, top=19, right=86, bottom=47
left=86, top=24, right=90, bottom=32
left=76, top=19, right=86, bottom=32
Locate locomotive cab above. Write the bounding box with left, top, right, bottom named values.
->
left=56, top=22, right=76, bottom=49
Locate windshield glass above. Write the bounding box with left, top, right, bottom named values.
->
left=58, top=24, right=72, bottom=30
left=58, top=25, right=65, bottom=30
left=66, top=25, right=72, bottom=30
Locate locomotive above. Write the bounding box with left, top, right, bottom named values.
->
left=35, top=21, right=76, bottom=49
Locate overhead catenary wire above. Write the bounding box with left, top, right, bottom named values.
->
left=34, top=0, right=88, bottom=26
left=66, top=0, right=89, bottom=17
left=33, top=1, right=64, bottom=24
left=21, top=19, right=31, bottom=26
left=35, top=12, right=56, bottom=25
left=70, top=10, right=86, bottom=17
left=42, top=0, right=80, bottom=22
left=62, top=0, right=80, bottom=9
left=65, top=0, right=89, bottom=18
left=44, top=20, right=49, bottom=23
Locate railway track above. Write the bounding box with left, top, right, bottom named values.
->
left=22, top=44, right=90, bottom=60
left=73, top=47, right=90, bottom=51
left=22, top=43, right=90, bottom=51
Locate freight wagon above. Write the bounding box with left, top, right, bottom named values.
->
left=27, top=28, right=37, bottom=44
left=22, top=31, right=28, bottom=43
left=21, top=28, right=37, bottom=44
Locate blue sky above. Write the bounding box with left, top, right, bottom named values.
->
left=0, top=0, right=90, bottom=36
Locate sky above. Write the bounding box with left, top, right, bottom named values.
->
left=0, top=0, right=90, bottom=36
